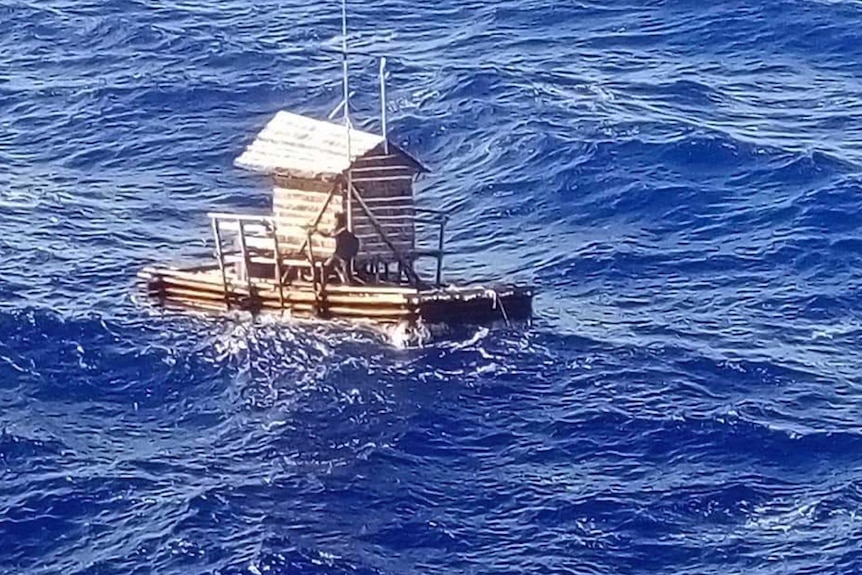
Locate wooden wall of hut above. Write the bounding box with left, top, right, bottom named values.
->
left=350, top=152, right=416, bottom=263
left=270, top=149, right=420, bottom=265
left=272, top=174, right=340, bottom=259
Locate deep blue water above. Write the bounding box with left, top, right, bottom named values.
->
left=3, top=0, right=862, bottom=573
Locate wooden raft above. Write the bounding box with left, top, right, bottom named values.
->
left=137, top=265, right=532, bottom=325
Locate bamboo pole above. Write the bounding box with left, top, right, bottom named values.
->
left=436, top=218, right=446, bottom=287
left=236, top=221, right=253, bottom=296
left=305, top=230, right=323, bottom=317
left=272, top=228, right=286, bottom=309
left=254, top=288, right=410, bottom=306
left=211, top=218, right=231, bottom=309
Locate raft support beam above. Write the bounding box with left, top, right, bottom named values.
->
left=211, top=217, right=230, bottom=310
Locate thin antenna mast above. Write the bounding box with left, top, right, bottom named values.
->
left=341, top=0, right=354, bottom=232
left=380, top=57, right=388, bottom=154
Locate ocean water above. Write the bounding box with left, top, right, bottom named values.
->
left=3, top=0, right=862, bottom=573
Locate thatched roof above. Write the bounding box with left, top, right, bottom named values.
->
left=235, top=111, right=426, bottom=179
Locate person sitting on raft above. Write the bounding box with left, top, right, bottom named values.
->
left=307, top=212, right=359, bottom=285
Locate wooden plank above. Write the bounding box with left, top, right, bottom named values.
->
left=274, top=233, right=333, bottom=249
left=242, top=235, right=278, bottom=251
left=274, top=217, right=334, bottom=233
left=360, top=196, right=414, bottom=205
left=274, top=215, right=340, bottom=229
left=213, top=221, right=270, bottom=235
left=272, top=199, right=338, bottom=214
left=349, top=165, right=414, bottom=176
left=273, top=186, right=335, bottom=199
left=358, top=248, right=405, bottom=256
left=273, top=175, right=334, bottom=193
left=283, top=281, right=419, bottom=295
left=274, top=214, right=337, bottom=227
left=356, top=235, right=412, bottom=247
left=352, top=206, right=415, bottom=217
left=258, top=300, right=412, bottom=319
left=156, top=268, right=242, bottom=289
left=353, top=210, right=414, bottom=222
left=353, top=225, right=415, bottom=237
left=353, top=224, right=414, bottom=237
left=354, top=184, right=412, bottom=199
left=159, top=275, right=230, bottom=294
left=273, top=192, right=344, bottom=209
left=163, top=286, right=233, bottom=302
left=163, top=296, right=232, bottom=312
left=352, top=154, right=406, bottom=168
left=352, top=175, right=415, bottom=183
left=353, top=227, right=414, bottom=239
left=299, top=184, right=339, bottom=254
left=255, top=288, right=410, bottom=306
left=355, top=214, right=415, bottom=222
left=353, top=224, right=412, bottom=236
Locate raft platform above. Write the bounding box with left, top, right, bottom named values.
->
left=137, top=89, right=533, bottom=326
left=138, top=262, right=531, bottom=324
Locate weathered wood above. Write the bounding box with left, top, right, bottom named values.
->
left=298, top=184, right=339, bottom=254
left=353, top=181, right=412, bottom=199
left=158, top=275, right=234, bottom=295
left=352, top=175, right=415, bottom=183
left=163, top=286, right=233, bottom=302
left=355, top=216, right=415, bottom=225
left=163, top=296, right=231, bottom=313
left=141, top=266, right=532, bottom=325
left=351, top=186, right=421, bottom=285
left=258, top=299, right=411, bottom=319
left=352, top=154, right=408, bottom=168
left=354, top=224, right=414, bottom=236
left=273, top=203, right=337, bottom=216
left=305, top=231, right=323, bottom=316
left=236, top=221, right=254, bottom=295
left=434, top=218, right=446, bottom=286
left=306, top=282, right=417, bottom=295
left=360, top=196, right=415, bottom=205
left=253, top=289, right=410, bottom=306
left=275, top=216, right=340, bottom=232
left=272, top=231, right=285, bottom=307
left=153, top=268, right=231, bottom=286
left=273, top=235, right=333, bottom=256
left=211, top=218, right=230, bottom=310
left=273, top=193, right=342, bottom=210
left=273, top=175, right=333, bottom=193
left=349, top=165, right=414, bottom=175
left=352, top=210, right=415, bottom=222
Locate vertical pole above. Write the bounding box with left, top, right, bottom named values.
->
left=211, top=217, right=230, bottom=310
left=305, top=231, right=322, bottom=317
left=436, top=217, right=446, bottom=287
left=380, top=57, right=388, bottom=155
left=341, top=0, right=354, bottom=233
left=271, top=222, right=285, bottom=310
left=236, top=221, right=254, bottom=307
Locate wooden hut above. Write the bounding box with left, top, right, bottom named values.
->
left=235, top=111, right=427, bottom=278
left=137, top=109, right=533, bottom=326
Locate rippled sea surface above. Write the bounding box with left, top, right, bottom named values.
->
left=4, top=1, right=862, bottom=573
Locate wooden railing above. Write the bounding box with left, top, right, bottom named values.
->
left=207, top=212, right=285, bottom=309
left=208, top=206, right=451, bottom=294
left=414, top=207, right=450, bottom=287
